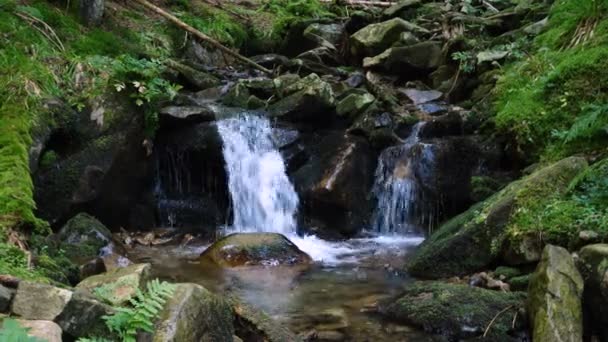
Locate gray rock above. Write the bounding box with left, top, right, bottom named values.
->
left=11, top=282, right=73, bottom=320
left=363, top=41, right=444, bottom=73
left=55, top=290, right=115, bottom=339
left=268, top=74, right=335, bottom=122
left=231, top=300, right=300, bottom=342
left=16, top=320, right=62, bottom=342
left=336, top=92, right=375, bottom=119
left=400, top=88, right=443, bottom=105
left=303, top=23, right=345, bottom=48
left=76, top=263, right=151, bottom=306
left=577, top=244, right=608, bottom=340
left=153, top=283, right=234, bottom=342
left=383, top=0, right=421, bottom=18
left=528, top=245, right=583, bottom=342
left=350, top=18, right=428, bottom=58
left=80, top=0, right=104, bottom=26
left=159, top=105, right=218, bottom=122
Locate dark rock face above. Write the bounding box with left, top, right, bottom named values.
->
left=80, top=0, right=104, bottom=26
left=55, top=290, right=115, bottom=339
left=528, top=245, right=583, bottom=342
left=380, top=281, right=527, bottom=341
left=577, top=244, right=608, bottom=341
left=200, top=233, right=312, bottom=267
left=293, top=133, right=375, bottom=237
left=0, top=285, right=14, bottom=313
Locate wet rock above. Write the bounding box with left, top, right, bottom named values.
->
left=251, top=54, right=290, bottom=69
left=153, top=283, right=234, bottom=342
left=577, top=244, right=608, bottom=340
left=303, top=23, right=345, bottom=48
left=350, top=18, right=428, bottom=59
left=268, top=74, right=335, bottom=123
left=57, top=213, right=112, bottom=263
left=336, top=91, right=375, bottom=119
left=528, top=245, right=583, bottom=342
left=80, top=0, right=104, bottom=26
left=200, top=233, right=311, bottom=267
left=293, top=134, right=375, bottom=237
left=0, top=285, right=14, bottom=313
left=166, top=59, right=220, bottom=90
left=316, top=330, right=346, bottom=341
left=16, top=320, right=62, bottom=342
left=380, top=281, right=526, bottom=340
left=159, top=105, right=219, bottom=123
left=11, top=282, right=73, bottom=320
left=55, top=290, right=115, bottom=339
left=407, top=157, right=588, bottom=278
left=297, top=46, right=341, bottom=67
left=383, top=0, right=421, bottom=19
left=399, top=88, right=442, bottom=105
left=232, top=300, right=299, bottom=342
left=363, top=41, right=444, bottom=75
left=76, top=263, right=151, bottom=306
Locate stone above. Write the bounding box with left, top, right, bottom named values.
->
left=16, top=320, right=62, bottom=342
left=503, top=231, right=544, bottom=265
left=350, top=18, right=428, bottom=59
left=166, top=59, right=220, bottom=90
left=577, top=244, right=608, bottom=340
left=477, top=49, right=510, bottom=64
left=232, top=300, right=299, bottom=342
left=380, top=281, right=526, bottom=340
left=400, top=88, right=443, bottom=105
left=251, top=54, right=290, bottom=69
left=528, top=245, right=584, bottom=342
left=80, top=0, right=104, bottom=26
left=268, top=74, right=335, bottom=122
left=494, top=266, right=523, bottom=281
left=153, top=283, right=234, bottom=342
left=336, top=92, right=375, bottom=119
left=200, top=233, right=311, bottom=267
left=0, top=285, right=13, bottom=313
left=57, top=213, right=112, bottom=263
left=407, top=157, right=588, bottom=278
left=55, top=290, right=115, bottom=339
left=11, top=282, right=72, bottom=320
left=303, top=23, right=345, bottom=48
left=159, top=105, right=218, bottom=123
left=383, top=0, right=421, bottom=18
left=76, top=263, right=151, bottom=306
left=363, top=41, right=444, bottom=73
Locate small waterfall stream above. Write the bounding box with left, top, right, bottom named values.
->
left=216, top=114, right=299, bottom=235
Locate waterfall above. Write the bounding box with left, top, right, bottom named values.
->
left=217, top=114, right=299, bottom=235
left=371, top=122, right=434, bottom=234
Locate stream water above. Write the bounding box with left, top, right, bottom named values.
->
left=134, top=113, right=434, bottom=341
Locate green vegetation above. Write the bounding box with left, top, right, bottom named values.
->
left=0, top=319, right=44, bottom=342
left=493, top=0, right=608, bottom=160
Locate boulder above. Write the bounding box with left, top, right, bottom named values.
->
left=380, top=281, right=526, bottom=340
left=57, top=213, right=112, bottom=262
left=166, top=59, right=220, bottom=90
left=200, top=233, right=311, bottom=267
left=528, top=245, right=583, bottom=342
left=363, top=41, right=444, bottom=74
left=293, top=134, right=375, bottom=237
left=577, top=244, right=608, bottom=340
left=153, top=283, right=234, bottom=342
left=383, top=0, right=422, bottom=18
left=76, top=263, right=151, bottom=306
left=303, top=22, right=345, bottom=48
left=0, top=285, right=13, bottom=313
left=336, top=91, right=375, bottom=119
left=79, top=0, right=104, bottom=26
left=268, top=74, right=335, bottom=122
left=159, top=105, right=219, bottom=123
left=55, top=290, right=115, bottom=339
left=232, top=300, right=300, bottom=342
left=15, top=320, right=62, bottom=342
left=350, top=18, right=428, bottom=59
left=407, top=157, right=588, bottom=278
left=11, top=282, right=73, bottom=320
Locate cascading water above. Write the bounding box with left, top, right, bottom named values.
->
left=371, top=122, right=434, bottom=234
left=217, top=114, right=299, bottom=235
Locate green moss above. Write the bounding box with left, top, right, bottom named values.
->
left=509, top=274, right=531, bottom=291
left=494, top=266, right=523, bottom=280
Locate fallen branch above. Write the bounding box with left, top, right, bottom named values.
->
left=483, top=305, right=515, bottom=338
left=15, top=11, right=65, bottom=52
left=321, top=0, right=397, bottom=7
left=132, top=0, right=272, bottom=75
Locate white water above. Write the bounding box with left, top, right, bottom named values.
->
left=217, top=114, right=424, bottom=265
left=371, top=123, right=432, bottom=234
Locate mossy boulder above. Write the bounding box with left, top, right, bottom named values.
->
left=336, top=91, right=375, bottom=119
left=528, top=245, right=583, bottom=342
left=407, top=157, right=588, bottom=278
left=57, top=213, right=112, bottom=263
left=11, top=282, right=73, bottom=321
left=380, top=281, right=527, bottom=341
left=200, top=233, right=311, bottom=268
left=76, top=263, right=151, bottom=306
left=268, top=74, right=335, bottom=122
left=153, top=283, right=234, bottom=342
left=576, top=244, right=608, bottom=340
left=55, top=290, right=115, bottom=339
left=362, top=41, right=444, bottom=73
left=350, top=18, right=428, bottom=59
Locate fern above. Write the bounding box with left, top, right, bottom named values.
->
left=554, top=103, right=608, bottom=143
left=0, top=319, right=44, bottom=342
left=102, top=279, right=175, bottom=342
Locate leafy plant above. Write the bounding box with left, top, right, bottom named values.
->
left=101, top=279, right=175, bottom=342
left=553, top=103, right=608, bottom=143
left=0, top=319, right=44, bottom=342
left=452, top=51, right=476, bottom=73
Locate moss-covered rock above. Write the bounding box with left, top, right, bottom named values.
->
left=407, top=157, right=588, bottom=278
left=76, top=263, right=151, bottom=306
left=509, top=274, right=531, bottom=292
left=362, top=41, right=444, bottom=73
left=380, top=281, right=527, bottom=341
left=57, top=213, right=111, bottom=263
left=576, top=244, right=608, bottom=341
left=153, top=283, right=234, bottom=342
left=528, top=245, right=583, bottom=342
left=200, top=233, right=311, bottom=267
left=350, top=18, right=428, bottom=59
left=335, top=91, right=375, bottom=119
left=493, top=266, right=523, bottom=281
left=268, top=74, right=335, bottom=122
left=231, top=299, right=300, bottom=342
left=55, top=289, right=115, bottom=339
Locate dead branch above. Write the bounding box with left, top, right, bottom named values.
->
left=132, top=0, right=272, bottom=75
left=483, top=305, right=516, bottom=338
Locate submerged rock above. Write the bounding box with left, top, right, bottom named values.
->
left=200, top=233, right=312, bottom=267
left=232, top=299, right=300, bottom=342
left=76, top=263, right=151, bottom=306
left=577, top=244, right=608, bottom=340
left=407, top=157, right=588, bottom=278
left=528, top=245, right=583, bottom=342
left=154, top=283, right=234, bottom=342
left=380, top=281, right=526, bottom=340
